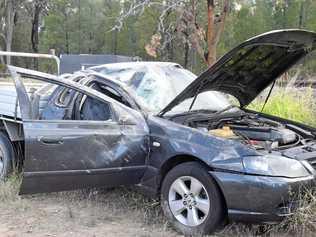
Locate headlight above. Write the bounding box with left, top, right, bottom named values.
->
left=242, top=155, right=311, bottom=178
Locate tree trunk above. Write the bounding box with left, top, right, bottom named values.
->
left=78, top=0, right=81, bottom=54
left=31, top=3, right=41, bottom=69
left=112, top=29, right=118, bottom=55
left=88, top=3, right=93, bottom=53
left=298, top=1, right=305, bottom=29
left=0, top=34, right=6, bottom=64
left=31, top=5, right=40, bottom=53
left=205, top=0, right=228, bottom=67
left=184, top=39, right=189, bottom=68
left=5, top=0, right=15, bottom=65
left=62, top=9, right=70, bottom=54
left=0, top=45, right=5, bottom=64
left=206, top=0, right=216, bottom=66
left=168, top=39, right=174, bottom=61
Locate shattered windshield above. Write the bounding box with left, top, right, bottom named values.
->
left=94, top=64, right=232, bottom=114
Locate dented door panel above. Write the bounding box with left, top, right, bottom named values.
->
left=23, top=121, right=125, bottom=172
left=8, top=66, right=149, bottom=194
left=20, top=119, right=148, bottom=194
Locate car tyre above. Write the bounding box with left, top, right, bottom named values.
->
left=161, top=162, right=225, bottom=236
left=0, top=132, right=14, bottom=180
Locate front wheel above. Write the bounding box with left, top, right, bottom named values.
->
left=161, top=162, right=226, bottom=236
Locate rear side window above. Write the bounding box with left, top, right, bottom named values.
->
left=13, top=75, right=114, bottom=122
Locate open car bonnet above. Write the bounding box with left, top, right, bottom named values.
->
left=159, top=29, right=316, bottom=116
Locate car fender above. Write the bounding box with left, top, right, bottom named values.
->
left=139, top=115, right=258, bottom=195
left=148, top=115, right=257, bottom=167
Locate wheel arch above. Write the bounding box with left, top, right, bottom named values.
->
left=160, top=154, right=212, bottom=182
left=0, top=118, right=24, bottom=169
left=0, top=118, right=24, bottom=142
left=159, top=154, right=228, bottom=212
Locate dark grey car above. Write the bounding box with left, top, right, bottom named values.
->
left=0, top=29, right=316, bottom=235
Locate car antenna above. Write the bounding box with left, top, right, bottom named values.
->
left=261, top=80, right=276, bottom=113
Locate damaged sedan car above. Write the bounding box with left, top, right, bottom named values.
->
left=0, top=30, right=316, bottom=236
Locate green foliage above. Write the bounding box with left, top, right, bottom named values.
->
left=0, top=63, right=6, bottom=72
left=248, top=88, right=316, bottom=127
left=1, top=0, right=316, bottom=75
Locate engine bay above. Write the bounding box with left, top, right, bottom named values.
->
left=170, top=110, right=315, bottom=151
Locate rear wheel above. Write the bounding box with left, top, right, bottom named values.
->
left=0, top=132, right=14, bottom=180
left=161, top=162, right=225, bottom=236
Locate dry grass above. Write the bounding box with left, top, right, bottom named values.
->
left=0, top=175, right=21, bottom=202
left=0, top=176, right=176, bottom=237
left=248, top=86, right=316, bottom=127
left=216, top=190, right=316, bottom=237
left=1, top=176, right=316, bottom=237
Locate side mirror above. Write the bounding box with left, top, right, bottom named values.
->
left=113, top=103, right=143, bottom=126
left=118, top=114, right=137, bottom=125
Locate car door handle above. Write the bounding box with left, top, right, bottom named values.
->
left=39, top=136, right=64, bottom=145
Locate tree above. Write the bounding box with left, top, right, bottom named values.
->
left=0, top=0, right=24, bottom=64
left=205, top=0, right=229, bottom=66
left=22, top=0, right=51, bottom=69
left=0, top=0, right=315, bottom=76
left=112, top=0, right=230, bottom=67
left=39, top=0, right=77, bottom=55
left=0, top=1, right=5, bottom=64
left=25, top=0, right=50, bottom=54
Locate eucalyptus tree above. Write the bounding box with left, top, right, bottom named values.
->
left=0, top=0, right=25, bottom=64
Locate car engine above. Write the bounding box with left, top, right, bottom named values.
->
left=207, top=117, right=298, bottom=150
left=171, top=111, right=303, bottom=151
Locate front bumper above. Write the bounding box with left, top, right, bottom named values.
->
left=210, top=171, right=315, bottom=223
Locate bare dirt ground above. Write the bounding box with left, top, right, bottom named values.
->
left=1, top=177, right=315, bottom=237
left=0, top=179, right=178, bottom=237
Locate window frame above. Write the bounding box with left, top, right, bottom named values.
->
left=54, top=87, right=76, bottom=108
left=54, top=75, right=86, bottom=108
left=76, top=91, right=115, bottom=122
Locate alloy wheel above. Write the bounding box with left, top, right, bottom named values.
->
left=168, top=176, right=210, bottom=226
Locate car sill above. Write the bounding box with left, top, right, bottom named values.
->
left=23, top=165, right=147, bottom=177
